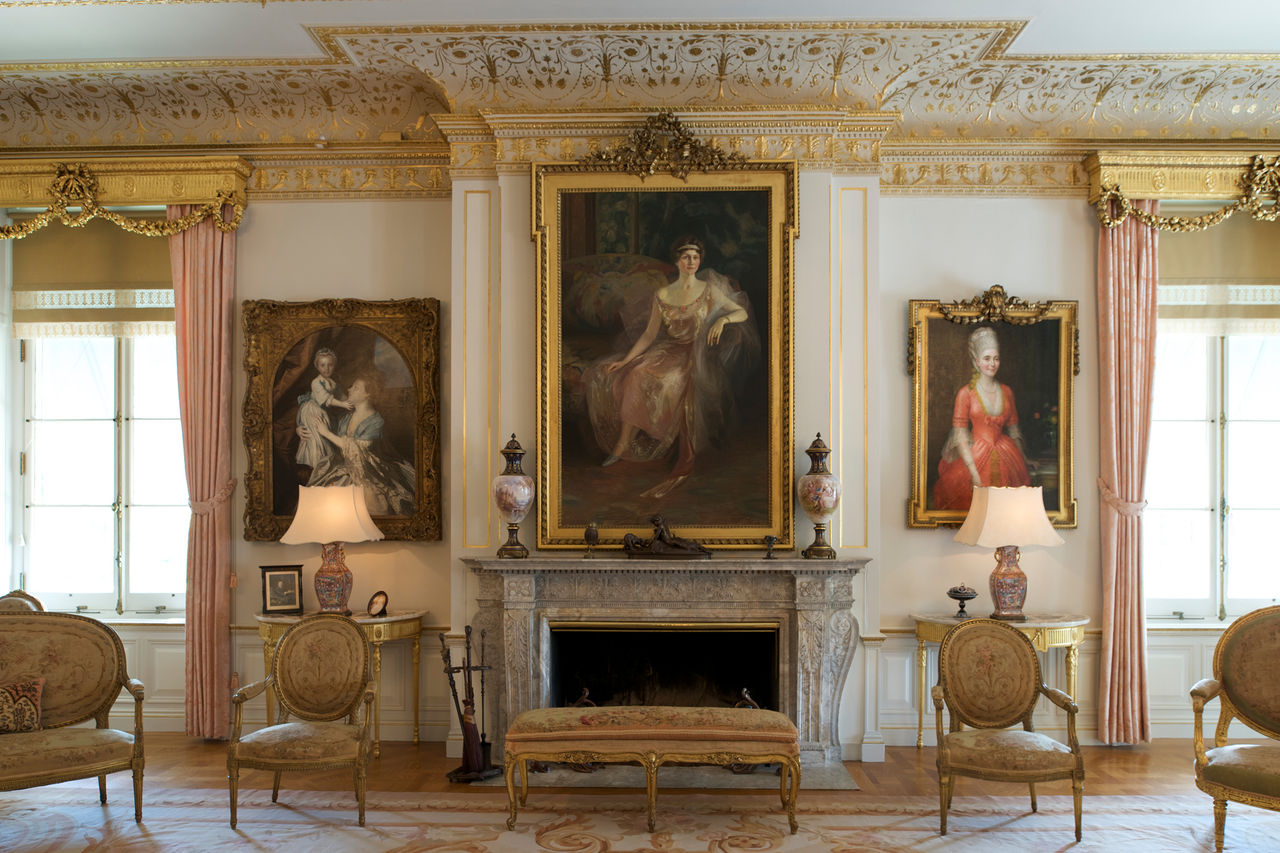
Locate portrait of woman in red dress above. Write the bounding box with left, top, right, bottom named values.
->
left=932, top=325, right=1031, bottom=512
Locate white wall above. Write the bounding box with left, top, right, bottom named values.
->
left=877, top=196, right=1101, bottom=629
left=872, top=196, right=1104, bottom=746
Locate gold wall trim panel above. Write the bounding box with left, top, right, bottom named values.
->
left=0, top=156, right=250, bottom=206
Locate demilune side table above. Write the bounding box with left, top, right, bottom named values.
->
left=255, top=610, right=425, bottom=758
left=910, top=611, right=1089, bottom=749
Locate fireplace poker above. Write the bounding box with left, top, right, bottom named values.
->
left=479, top=628, right=489, bottom=744
left=438, top=632, right=463, bottom=726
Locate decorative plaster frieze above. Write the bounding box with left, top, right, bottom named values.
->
left=880, top=143, right=1091, bottom=196
left=244, top=151, right=450, bottom=199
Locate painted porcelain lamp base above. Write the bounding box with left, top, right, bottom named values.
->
left=315, top=541, right=354, bottom=615
left=988, top=544, right=1028, bottom=621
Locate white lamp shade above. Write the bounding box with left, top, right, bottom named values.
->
left=953, top=486, right=1063, bottom=548
left=280, top=485, right=384, bottom=545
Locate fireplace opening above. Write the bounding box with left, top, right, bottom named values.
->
left=548, top=621, right=779, bottom=710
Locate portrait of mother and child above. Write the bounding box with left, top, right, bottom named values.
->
left=272, top=330, right=417, bottom=518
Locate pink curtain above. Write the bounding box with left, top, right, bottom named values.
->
left=169, top=206, right=237, bottom=739
left=1096, top=198, right=1158, bottom=744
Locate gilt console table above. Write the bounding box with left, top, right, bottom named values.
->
left=465, top=556, right=868, bottom=765
left=255, top=609, right=425, bottom=758
left=910, top=611, right=1089, bottom=749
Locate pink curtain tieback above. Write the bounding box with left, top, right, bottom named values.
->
left=190, top=479, right=237, bottom=515
left=1097, top=477, right=1146, bottom=516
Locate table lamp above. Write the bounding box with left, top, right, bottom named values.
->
left=281, top=485, right=384, bottom=616
left=953, top=486, right=1062, bottom=621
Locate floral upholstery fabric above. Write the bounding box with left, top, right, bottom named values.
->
left=272, top=617, right=370, bottom=721
left=0, top=613, right=125, bottom=727
left=506, top=706, right=800, bottom=759
left=943, top=729, right=1076, bottom=773
left=233, top=720, right=363, bottom=763
left=0, top=727, right=134, bottom=784
left=0, top=678, right=44, bottom=733
left=939, top=624, right=1040, bottom=729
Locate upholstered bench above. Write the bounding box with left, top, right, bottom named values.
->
left=503, top=705, right=801, bottom=833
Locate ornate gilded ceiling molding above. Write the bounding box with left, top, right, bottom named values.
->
left=244, top=150, right=450, bottom=200
left=333, top=22, right=1280, bottom=141
left=1085, top=150, right=1280, bottom=202
left=2, top=22, right=1279, bottom=150
left=0, top=156, right=250, bottom=207
left=881, top=142, right=1092, bottom=196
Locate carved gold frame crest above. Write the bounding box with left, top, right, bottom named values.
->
left=533, top=113, right=796, bottom=549
left=241, top=298, right=442, bottom=541
left=908, top=285, right=1078, bottom=528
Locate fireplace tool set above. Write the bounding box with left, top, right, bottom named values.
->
left=439, top=626, right=501, bottom=782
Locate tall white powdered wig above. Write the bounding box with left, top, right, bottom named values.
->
left=967, top=326, right=999, bottom=364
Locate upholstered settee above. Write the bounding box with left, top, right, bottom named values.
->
left=0, top=611, right=145, bottom=821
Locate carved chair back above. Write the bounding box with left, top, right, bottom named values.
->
left=1213, top=604, right=1280, bottom=740
left=937, top=618, right=1042, bottom=731
left=271, top=613, right=371, bottom=723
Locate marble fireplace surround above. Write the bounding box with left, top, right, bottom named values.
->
left=465, top=556, right=867, bottom=764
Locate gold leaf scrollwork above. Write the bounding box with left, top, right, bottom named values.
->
left=1095, top=154, right=1280, bottom=232
left=938, top=284, right=1052, bottom=326
left=0, top=162, right=246, bottom=241
left=579, top=109, right=746, bottom=180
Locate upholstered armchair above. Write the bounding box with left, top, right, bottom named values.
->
left=1191, top=604, right=1280, bottom=852
left=0, top=590, right=43, bottom=611
left=932, top=618, right=1084, bottom=840
left=227, top=613, right=376, bottom=827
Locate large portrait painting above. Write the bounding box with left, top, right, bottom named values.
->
left=908, top=286, right=1078, bottom=528
left=535, top=155, right=796, bottom=550
left=242, top=298, right=441, bottom=541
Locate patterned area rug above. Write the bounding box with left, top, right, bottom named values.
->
left=4, top=781, right=1280, bottom=851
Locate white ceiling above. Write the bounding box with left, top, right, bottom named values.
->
left=3, top=0, right=1279, bottom=63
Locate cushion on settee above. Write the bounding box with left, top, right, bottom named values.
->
left=0, top=678, right=44, bottom=733
left=562, top=254, right=672, bottom=334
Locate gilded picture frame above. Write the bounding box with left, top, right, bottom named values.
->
left=534, top=160, right=797, bottom=550
left=242, top=297, right=442, bottom=541
left=908, top=285, right=1078, bottom=528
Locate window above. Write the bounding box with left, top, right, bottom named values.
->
left=1145, top=333, right=1280, bottom=620
left=22, top=335, right=188, bottom=615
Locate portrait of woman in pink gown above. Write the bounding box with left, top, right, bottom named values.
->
left=932, top=325, right=1032, bottom=512
left=584, top=235, right=760, bottom=501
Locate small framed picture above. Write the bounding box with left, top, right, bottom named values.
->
left=261, top=565, right=304, bottom=615
left=366, top=590, right=388, bottom=618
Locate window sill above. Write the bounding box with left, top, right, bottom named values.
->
left=44, top=611, right=186, bottom=627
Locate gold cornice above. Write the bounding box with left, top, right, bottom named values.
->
left=0, top=156, right=250, bottom=207
left=882, top=141, right=1092, bottom=196
left=433, top=109, right=898, bottom=175
left=1085, top=150, right=1280, bottom=202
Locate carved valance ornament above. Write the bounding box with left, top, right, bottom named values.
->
left=579, top=109, right=747, bottom=180
left=1087, top=152, right=1280, bottom=233
left=0, top=159, right=250, bottom=241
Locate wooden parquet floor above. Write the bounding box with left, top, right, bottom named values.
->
left=151, top=733, right=1203, bottom=797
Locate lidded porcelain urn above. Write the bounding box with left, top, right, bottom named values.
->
left=797, top=433, right=841, bottom=559
left=492, top=434, right=535, bottom=558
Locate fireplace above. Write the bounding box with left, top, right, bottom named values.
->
left=466, top=555, right=866, bottom=765
left=548, top=621, right=779, bottom=710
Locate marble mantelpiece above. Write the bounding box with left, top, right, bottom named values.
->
left=465, top=556, right=868, bottom=764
